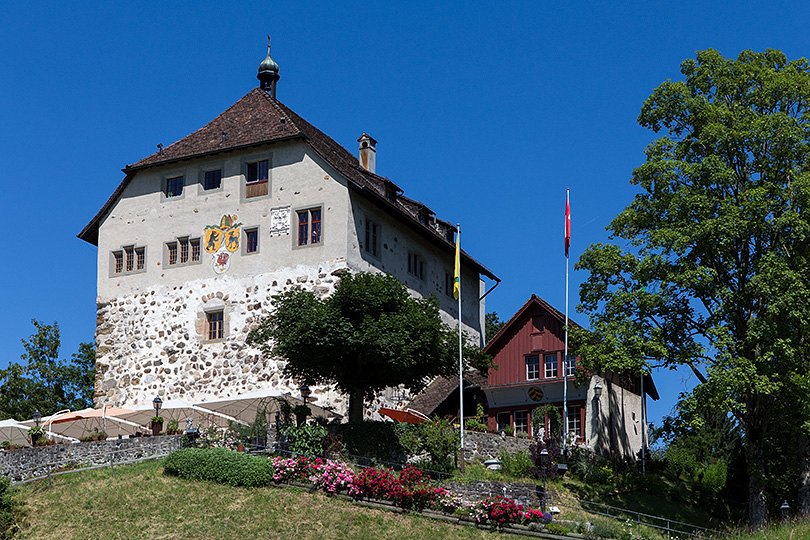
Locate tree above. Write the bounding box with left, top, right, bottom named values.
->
left=0, top=320, right=96, bottom=420
left=485, top=312, right=506, bottom=343
left=574, top=49, right=810, bottom=528
left=248, top=272, right=479, bottom=422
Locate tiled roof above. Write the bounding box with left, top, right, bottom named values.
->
left=78, top=88, right=497, bottom=281
left=407, top=372, right=487, bottom=416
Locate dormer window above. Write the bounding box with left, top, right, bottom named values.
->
left=385, top=187, right=397, bottom=202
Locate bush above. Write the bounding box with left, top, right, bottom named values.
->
left=416, top=417, right=458, bottom=473
left=499, top=448, right=532, bottom=479
left=163, top=447, right=274, bottom=487
left=281, top=424, right=327, bottom=457
left=334, top=421, right=406, bottom=462
left=0, top=477, right=22, bottom=540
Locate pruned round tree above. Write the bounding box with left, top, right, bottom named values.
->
left=248, top=272, right=478, bottom=423
left=574, top=49, right=810, bottom=528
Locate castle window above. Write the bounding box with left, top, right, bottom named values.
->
left=245, top=228, right=259, bottom=254
left=246, top=159, right=269, bottom=198
left=297, top=207, right=322, bottom=246
left=166, top=237, right=201, bottom=267
left=407, top=252, right=425, bottom=280
left=166, top=176, right=184, bottom=198
left=204, top=169, right=222, bottom=191
left=364, top=218, right=379, bottom=257
left=111, top=245, right=146, bottom=276
left=206, top=310, right=224, bottom=340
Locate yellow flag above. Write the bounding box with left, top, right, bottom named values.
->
left=453, top=232, right=460, bottom=300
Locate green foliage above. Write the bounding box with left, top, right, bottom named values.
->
left=0, top=477, right=22, bottom=539
left=335, top=421, right=407, bottom=462
left=166, top=419, right=179, bottom=433
left=163, top=447, right=275, bottom=487
left=574, top=48, right=810, bottom=528
left=498, top=448, right=532, bottom=479
left=531, top=405, right=562, bottom=439
left=484, top=312, right=506, bottom=343
left=281, top=424, right=328, bottom=457
left=0, top=321, right=95, bottom=420
left=247, top=272, right=482, bottom=422
left=544, top=522, right=569, bottom=536
left=465, top=403, right=488, bottom=432
left=415, top=417, right=459, bottom=473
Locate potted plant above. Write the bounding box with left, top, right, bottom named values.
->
left=167, top=419, right=180, bottom=435
left=28, top=426, right=46, bottom=447
left=151, top=416, right=164, bottom=436
left=293, top=405, right=311, bottom=427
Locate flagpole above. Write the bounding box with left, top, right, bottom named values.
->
left=563, top=189, right=570, bottom=453
left=456, top=223, right=465, bottom=472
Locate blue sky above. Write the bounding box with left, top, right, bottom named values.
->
left=2, top=2, right=809, bottom=427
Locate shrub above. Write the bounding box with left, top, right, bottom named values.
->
left=334, top=421, right=406, bottom=462
left=0, top=477, right=23, bottom=540
left=281, top=424, right=327, bottom=457
left=528, top=439, right=562, bottom=480
left=349, top=466, right=400, bottom=500
left=472, top=496, right=525, bottom=525
left=307, top=459, right=356, bottom=493
left=416, top=417, right=458, bottom=473
left=499, top=448, right=532, bottom=479
left=545, top=522, right=569, bottom=535
left=163, top=447, right=274, bottom=487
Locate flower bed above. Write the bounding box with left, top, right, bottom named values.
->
left=163, top=448, right=553, bottom=528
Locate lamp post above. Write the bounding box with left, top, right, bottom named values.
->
left=781, top=500, right=790, bottom=522
left=33, top=409, right=42, bottom=428
left=299, top=384, right=311, bottom=402
left=540, top=448, right=549, bottom=513
left=593, top=381, right=603, bottom=454
left=153, top=395, right=163, bottom=417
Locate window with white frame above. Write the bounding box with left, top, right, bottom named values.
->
left=544, top=353, right=558, bottom=378
left=514, top=410, right=529, bottom=436
left=527, top=355, right=540, bottom=380
left=566, top=406, right=581, bottom=437
left=565, top=354, right=576, bottom=376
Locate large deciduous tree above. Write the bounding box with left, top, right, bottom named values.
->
left=248, top=272, right=478, bottom=423
left=0, top=320, right=96, bottom=420
left=574, top=49, right=810, bottom=528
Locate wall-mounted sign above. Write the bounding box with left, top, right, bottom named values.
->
left=270, top=205, right=291, bottom=237
left=528, top=387, right=544, bottom=402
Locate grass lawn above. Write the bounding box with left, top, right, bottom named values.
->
left=11, top=459, right=507, bottom=540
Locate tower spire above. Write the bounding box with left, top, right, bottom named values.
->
left=257, top=36, right=280, bottom=99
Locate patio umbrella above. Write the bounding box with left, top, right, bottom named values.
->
left=1, top=418, right=78, bottom=446
left=22, top=407, right=141, bottom=439
left=379, top=408, right=430, bottom=424
left=118, top=398, right=247, bottom=431
left=194, top=388, right=342, bottom=424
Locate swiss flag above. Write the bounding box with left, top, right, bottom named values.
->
left=565, top=191, right=571, bottom=258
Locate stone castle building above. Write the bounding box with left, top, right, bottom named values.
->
left=78, top=44, right=497, bottom=415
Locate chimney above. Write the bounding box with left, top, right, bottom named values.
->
left=358, top=133, right=377, bottom=174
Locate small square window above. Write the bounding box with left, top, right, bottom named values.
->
left=297, top=208, right=322, bottom=246
left=166, top=176, right=184, bottom=198
left=204, top=169, right=222, bottom=191
left=206, top=311, right=223, bottom=340
left=497, top=412, right=511, bottom=432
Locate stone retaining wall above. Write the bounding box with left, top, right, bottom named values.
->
left=0, top=435, right=183, bottom=483
left=463, top=430, right=532, bottom=461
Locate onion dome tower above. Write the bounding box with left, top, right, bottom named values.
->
left=257, top=36, right=280, bottom=99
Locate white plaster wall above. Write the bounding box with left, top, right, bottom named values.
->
left=584, top=375, right=646, bottom=458
left=345, top=194, right=484, bottom=344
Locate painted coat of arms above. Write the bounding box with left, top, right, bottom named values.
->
left=204, top=214, right=242, bottom=274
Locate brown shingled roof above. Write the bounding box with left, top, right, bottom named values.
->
left=407, top=372, right=487, bottom=417
left=78, top=88, right=497, bottom=281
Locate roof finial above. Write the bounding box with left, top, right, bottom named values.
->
left=257, top=36, right=280, bottom=99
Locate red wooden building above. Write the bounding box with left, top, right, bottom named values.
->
left=481, top=295, right=658, bottom=455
